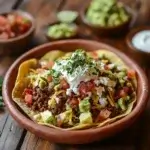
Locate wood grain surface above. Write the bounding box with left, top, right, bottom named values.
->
left=0, top=0, right=150, bottom=150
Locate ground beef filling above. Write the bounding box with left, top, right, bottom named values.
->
left=31, top=86, right=53, bottom=112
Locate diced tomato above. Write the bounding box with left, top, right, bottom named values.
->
left=25, top=94, right=32, bottom=105
left=119, top=89, right=127, bottom=97
left=0, top=16, right=8, bottom=26
left=0, top=26, right=5, bottom=32
left=18, top=25, right=25, bottom=33
left=96, top=109, right=111, bottom=122
left=86, top=81, right=95, bottom=90
left=127, top=70, right=136, bottom=79
left=79, top=81, right=95, bottom=95
left=47, top=76, right=52, bottom=82
left=79, top=82, right=88, bottom=95
left=69, top=98, right=79, bottom=108
left=123, top=86, right=130, bottom=93
left=104, top=65, right=109, bottom=70
left=115, top=88, right=128, bottom=99
left=24, top=88, right=33, bottom=95
left=60, top=79, right=69, bottom=90
left=0, top=32, right=9, bottom=39
left=0, top=14, right=31, bottom=40
left=16, top=15, right=24, bottom=25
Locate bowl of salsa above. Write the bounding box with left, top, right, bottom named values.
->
left=0, top=10, right=35, bottom=54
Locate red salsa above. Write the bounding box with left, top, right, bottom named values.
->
left=0, top=13, right=32, bottom=39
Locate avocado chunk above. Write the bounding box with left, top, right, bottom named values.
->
left=48, top=96, right=57, bottom=108
left=41, top=110, right=56, bottom=124
left=33, top=114, right=42, bottom=122
left=79, top=112, right=93, bottom=124
left=79, top=97, right=91, bottom=113
left=57, top=109, right=73, bottom=126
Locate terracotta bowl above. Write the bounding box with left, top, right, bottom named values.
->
left=44, top=22, right=78, bottom=41
left=126, top=26, right=150, bottom=66
left=2, top=39, right=148, bottom=144
left=0, top=10, right=35, bottom=55
left=80, top=3, right=136, bottom=36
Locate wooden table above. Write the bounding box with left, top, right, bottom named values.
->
left=0, top=0, right=150, bottom=149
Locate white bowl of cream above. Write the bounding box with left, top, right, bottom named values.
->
left=132, top=30, right=150, bottom=52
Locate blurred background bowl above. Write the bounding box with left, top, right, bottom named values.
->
left=80, top=3, right=136, bottom=36
left=44, top=21, right=79, bottom=41
left=126, top=26, right=150, bottom=66
left=0, top=10, right=35, bottom=55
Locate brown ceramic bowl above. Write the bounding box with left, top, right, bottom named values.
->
left=80, top=2, right=136, bottom=36
left=0, top=10, right=35, bottom=55
left=45, top=22, right=78, bottom=41
left=2, top=40, right=148, bottom=144
left=126, top=26, right=150, bottom=66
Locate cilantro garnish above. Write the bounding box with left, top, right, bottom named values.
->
left=60, top=49, right=98, bottom=75
left=49, top=69, right=61, bottom=85
left=51, top=49, right=100, bottom=82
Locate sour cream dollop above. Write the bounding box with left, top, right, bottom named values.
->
left=132, top=30, right=150, bottom=52
left=53, top=61, right=98, bottom=95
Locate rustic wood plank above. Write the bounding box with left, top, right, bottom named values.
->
left=21, top=132, right=52, bottom=150
left=0, top=57, right=16, bottom=76
left=0, top=115, right=25, bottom=150
left=0, top=0, right=17, bottom=13
left=20, top=0, right=63, bottom=45
left=20, top=120, right=141, bottom=150
left=0, top=109, right=8, bottom=137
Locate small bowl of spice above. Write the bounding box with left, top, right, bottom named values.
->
left=126, top=26, right=150, bottom=66
left=80, top=0, right=135, bottom=36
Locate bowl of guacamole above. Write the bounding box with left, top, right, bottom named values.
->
left=80, top=0, right=135, bottom=36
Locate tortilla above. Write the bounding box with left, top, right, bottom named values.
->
left=40, top=50, right=65, bottom=62
left=12, top=49, right=137, bottom=130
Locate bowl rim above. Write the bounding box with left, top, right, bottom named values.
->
left=2, top=39, right=149, bottom=143
left=0, top=9, right=35, bottom=43
left=126, top=26, right=150, bottom=54
left=80, top=2, right=134, bottom=30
